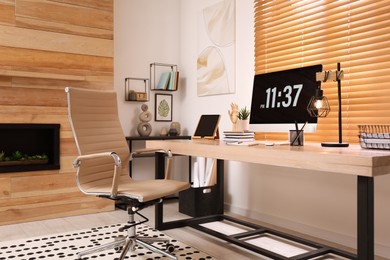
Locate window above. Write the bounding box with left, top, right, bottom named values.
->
left=254, top=1, right=390, bottom=143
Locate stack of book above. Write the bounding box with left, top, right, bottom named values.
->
left=156, top=71, right=179, bottom=90
left=223, top=131, right=255, bottom=143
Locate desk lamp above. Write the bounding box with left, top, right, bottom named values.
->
left=307, top=63, right=349, bottom=147
left=307, top=87, right=330, bottom=118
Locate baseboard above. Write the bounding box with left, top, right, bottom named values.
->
left=225, top=203, right=390, bottom=259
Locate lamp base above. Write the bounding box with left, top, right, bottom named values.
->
left=321, top=142, right=349, bottom=147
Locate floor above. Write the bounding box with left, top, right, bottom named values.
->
left=0, top=201, right=385, bottom=260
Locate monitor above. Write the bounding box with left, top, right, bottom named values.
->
left=249, top=64, right=323, bottom=133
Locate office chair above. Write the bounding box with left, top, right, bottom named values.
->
left=65, top=87, right=190, bottom=260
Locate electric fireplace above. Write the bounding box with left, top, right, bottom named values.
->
left=0, top=124, right=60, bottom=173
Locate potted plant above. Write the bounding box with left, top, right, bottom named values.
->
left=238, top=106, right=250, bottom=131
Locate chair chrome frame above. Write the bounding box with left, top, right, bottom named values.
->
left=77, top=205, right=176, bottom=260
left=65, top=87, right=190, bottom=260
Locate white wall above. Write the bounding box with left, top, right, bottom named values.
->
left=177, top=0, right=254, bottom=135
left=114, top=0, right=184, bottom=181
left=114, top=0, right=181, bottom=137
left=115, top=0, right=390, bottom=257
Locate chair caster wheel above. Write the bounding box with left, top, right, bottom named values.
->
left=166, top=243, right=175, bottom=253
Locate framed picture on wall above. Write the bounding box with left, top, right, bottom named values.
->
left=155, top=94, right=173, bottom=122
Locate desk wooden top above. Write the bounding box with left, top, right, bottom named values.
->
left=145, top=139, right=390, bottom=177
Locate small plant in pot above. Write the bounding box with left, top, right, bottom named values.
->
left=238, top=106, right=250, bottom=120
left=238, top=106, right=250, bottom=131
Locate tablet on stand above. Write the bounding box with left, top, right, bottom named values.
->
left=193, top=114, right=221, bottom=140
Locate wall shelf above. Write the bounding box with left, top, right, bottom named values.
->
left=150, top=62, right=179, bottom=91
left=125, top=77, right=149, bottom=102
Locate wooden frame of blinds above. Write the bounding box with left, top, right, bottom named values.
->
left=254, top=1, right=390, bottom=144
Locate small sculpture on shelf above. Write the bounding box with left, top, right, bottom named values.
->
left=137, top=104, right=152, bottom=137
left=169, top=122, right=181, bottom=136
left=228, top=103, right=239, bottom=131
left=160, top=127, right=168, bottom=136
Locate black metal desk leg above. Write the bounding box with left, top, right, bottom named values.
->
left=155, top=152, right=165, bottom=229
left=216, top=159, right=224, bottom=214
left=128, top=140, right=133, bottom=177
left=357, top=176, right=374, bottom=260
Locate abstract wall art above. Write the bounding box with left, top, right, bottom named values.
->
left=197, top=0, right=236, bottom=96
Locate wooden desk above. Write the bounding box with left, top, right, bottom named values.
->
left=146, top=139, right=390, bottom=260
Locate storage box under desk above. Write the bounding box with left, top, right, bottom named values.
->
left=179, top=185, right=222, bottom=217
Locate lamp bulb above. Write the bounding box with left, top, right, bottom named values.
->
left=314, top=99, right=323, bottom=109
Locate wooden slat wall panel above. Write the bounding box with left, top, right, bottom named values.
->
left=51, top=0, right=113, bottom=11
left=10, top=77, right=113, bottom=90
left=0, top=193, right=112, bottom=225
left=16, top=0, right=113, bottom=30
left=0, top=47, right=113, bottom=74
left=16, top=16, right=113, bottom=39
left=0, top=0, right=114, bottom=225
left=0, top=69, right=86, bottom=81
left=0, top=76, right=12, bottom=87
left=0, top=177, right=11, bottom=198
left=0, top=88, right=66, bottom=107
left=11, top=173, right=78, bottom=198
left=0, top=0, right=15, bottom=4
left=0, top=169, right=67, bottom=179
left=0, top=25, right=113, bottom=56
left=0, top=2, right=15, bottom=25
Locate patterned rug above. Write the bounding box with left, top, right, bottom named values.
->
left=0, top=223, right=216, bottom=260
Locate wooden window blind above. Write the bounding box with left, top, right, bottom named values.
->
left=253, top=1, right=390, bottom=143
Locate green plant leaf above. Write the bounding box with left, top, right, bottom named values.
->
left=238, top=106, right=250, bottom=120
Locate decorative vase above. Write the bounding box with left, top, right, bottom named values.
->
left=170, top=122, right=181, bottom=135
left=168, top=128, right=178, bottom=136
left=160, top=127, right=168, bottom=136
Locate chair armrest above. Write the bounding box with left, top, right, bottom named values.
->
left=130, top=148, right=171, bottom=160
left=73, top=152, right=122, bottom=198
left=130, top=149, right=173, bottom=180
left=73, top=152, right=121, bottom=167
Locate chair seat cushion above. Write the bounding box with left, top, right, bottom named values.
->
left=81, top=178, right=190, bottom=203
left=117, top=179, right=191, bottom=202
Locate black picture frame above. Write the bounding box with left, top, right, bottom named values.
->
left=155, top=94, right=173, bottom=122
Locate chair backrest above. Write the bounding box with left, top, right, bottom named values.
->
left=65, top=87, right=131, bottom=193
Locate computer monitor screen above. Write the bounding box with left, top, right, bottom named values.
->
left=249, top=64, right=323, bottom=132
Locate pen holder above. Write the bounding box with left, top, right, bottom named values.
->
left=289, top=130, right=304, bottom=146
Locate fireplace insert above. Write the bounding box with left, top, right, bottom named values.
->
left=0, top=124, right=60, bottom=173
